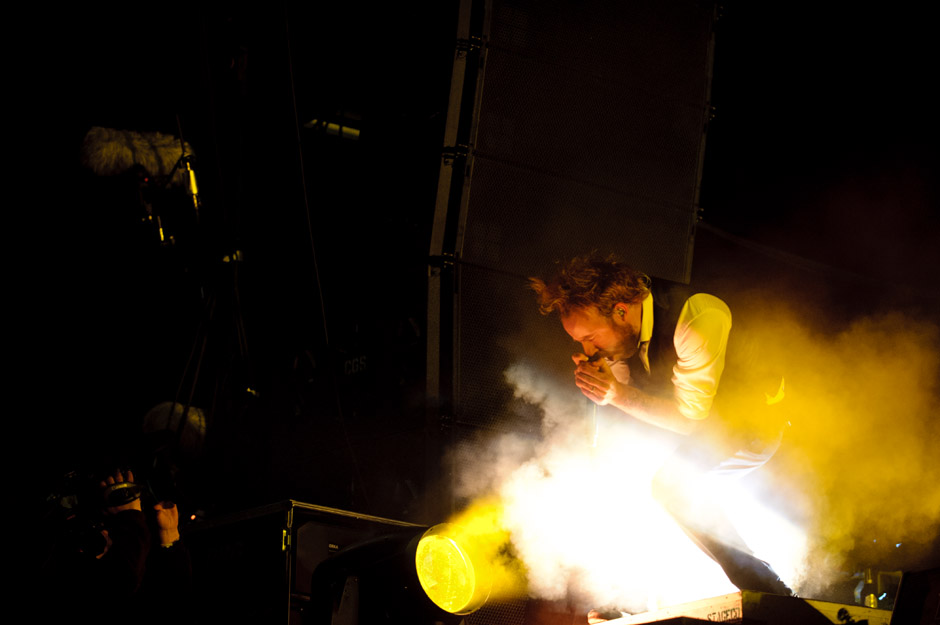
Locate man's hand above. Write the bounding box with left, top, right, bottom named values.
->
left=572, top=353, right=625, bottom=406
left=100, top=469, right=142, bottom=514
left=154, top=501, right=181, bottom=546
left=571, top=353, right=696, bottom=435
left=587, top=608, right=624, bottom=623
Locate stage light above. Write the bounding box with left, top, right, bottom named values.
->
left=309, top=520, right=513, bottom=624
left=415, top=523, right=493, bottom=614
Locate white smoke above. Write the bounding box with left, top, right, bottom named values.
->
left=449, top=361, right=803, bottom=613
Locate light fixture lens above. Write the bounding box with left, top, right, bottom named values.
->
left=415, top=524, right=490, bottom=614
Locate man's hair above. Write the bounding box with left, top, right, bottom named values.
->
left=529, top=254, right=651, bottom=317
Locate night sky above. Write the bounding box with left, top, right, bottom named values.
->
left=33, top=0, right=938, bottom=583
left=701, top=4, right=938, bottom=294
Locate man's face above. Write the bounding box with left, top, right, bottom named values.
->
left=561, top=305, right=640, bottom=361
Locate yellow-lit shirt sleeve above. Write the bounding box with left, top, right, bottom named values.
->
left=671, top=293, right=732, bottom=421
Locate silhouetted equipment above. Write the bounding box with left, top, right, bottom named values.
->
left=613, top=590, right=892, bottom=624
left=81, top=126, right=200, bottom=246
left=890, top=567, right=940, bottom=625
left=184, top=501, right=422, bottom=624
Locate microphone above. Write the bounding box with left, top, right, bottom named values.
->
left=81, top=126, right=195, bottom=187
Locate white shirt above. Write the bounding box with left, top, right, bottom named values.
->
left=640, top=292, right=732, bottom=421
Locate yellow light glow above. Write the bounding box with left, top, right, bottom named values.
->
left=765, top=377, right=785, bottom=405
left=415, top=502, right=528, bottom=614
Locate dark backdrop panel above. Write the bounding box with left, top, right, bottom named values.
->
left=463, top=0, right=713, bottom=278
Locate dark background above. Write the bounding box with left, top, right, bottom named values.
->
left=31, top=0, right=938, bottom=576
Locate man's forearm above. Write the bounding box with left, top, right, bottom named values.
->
left=611, top=385, right=697, bottom=435
left=158, top=527, right=181, bottom=547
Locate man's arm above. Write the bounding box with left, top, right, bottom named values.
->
left=573, top=293, right=731, bottom=434
left=671, top=294, right=732, bottom=421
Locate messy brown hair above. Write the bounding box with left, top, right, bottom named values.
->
left=529, top=254, right=651, bottom=317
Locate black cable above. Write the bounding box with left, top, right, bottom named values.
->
left=282, top=4, right=372, bottom=511
left=284, top=9, right=331, bottom=349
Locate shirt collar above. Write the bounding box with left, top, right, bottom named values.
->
left=639, top=292, right=653, bottom=345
